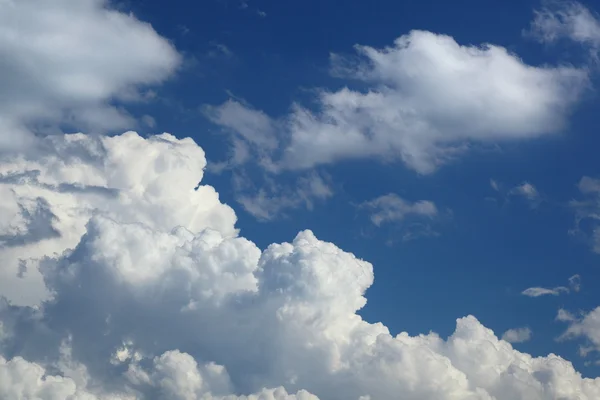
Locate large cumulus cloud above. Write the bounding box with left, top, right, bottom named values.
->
left=1, top=131, right=600, bottom=399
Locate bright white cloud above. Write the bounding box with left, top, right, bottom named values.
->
left=1, top=131, right=600, bottom=399
left=0, top=0, right=180, bottom=151
left=529, top=1, right=600, bottom=57
left=502, top=327, right=533, bottom=344
left=207, top=30, right=588, bottom=174
left=0, top=132, right=237, bottom=305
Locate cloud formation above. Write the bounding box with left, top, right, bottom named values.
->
left=522, top=274, right=581, bottom=297
left=529, top=0, right=600, bottom=59
left=501, top=328, right=533, bottom=344
left=0, top=0, right=181, bottom=150
left=207, top=30, right=588, bottom=174
left=2, top=131, right=600, bottom=399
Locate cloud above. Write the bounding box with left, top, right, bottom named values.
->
left=234, top=172, right=333, bottom=221
left=558, top=307, right=600, bottom=360
left=510, top=182, right=540, bottom=202
left=0, top=132, right=237, bottom=306
left=2, top=131, right=600, bottom=399
left=522, top=287, right=569, bottom=297
left=0, top=0, right=181, bottom=150
left=501, top=327, right=532, bottom=344
left=522, top=274, right=581, bottom=297
left=528, top=1, right=600, bottom=59
left=570, top=176, right=600, bottom=253
left=206, top=29, right=588, bottom=174
left=360, top=194, right=438, bottom=227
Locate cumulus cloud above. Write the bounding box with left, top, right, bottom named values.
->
left=501, top=327, right=533, bottom=344
left=528, top=0, right=600, bottom=58
left=206, top=30, right=588, bottom=174
left=522, top=274, right=581, bottom=297
left=0, top=132, right=237, bottom=305
left=0, top=0, right=180, bottom=150
left=1, top=131, right=600, bottom=399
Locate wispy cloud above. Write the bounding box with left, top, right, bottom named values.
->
left=522, top=274, right=581, bottom=297
left=527, top=0, right=600, bottom=60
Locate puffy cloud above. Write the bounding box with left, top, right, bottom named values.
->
left=0, top=131, right=237, bottom=306
left=206, top=30, right=587, bottom=174
left=502, top=328, right=533, bottom=344
left=2, top=131, right=600, bottom=399
left=0, top=0, right=180, bottom=150
left=528, top=1, right=600, bottom=58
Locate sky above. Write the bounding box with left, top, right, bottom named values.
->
left=2, top=0, right=600, bottom=399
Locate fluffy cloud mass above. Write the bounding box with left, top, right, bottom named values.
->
left=206, top=29, right=588, bottom=174
left=2, top=130, right=600, bottom=399
left=3, top=0, right=600, bottom=399
left=0, top=0, right=180, bottom=150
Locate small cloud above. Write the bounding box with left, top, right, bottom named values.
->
left=570, top=176, right=600, bottom=253
left=556, top=308, right=577, bottom=322
left=235, top=172, right=333, bottom=221
left=569, top=274, right=581, bottom=292
left=510, top=182, right=540, bottom=201
left=208, top=42, right=234, bottom=59
left=490, top=179, right=500, bottom=192
left=141, top=115, right=156, bottom=128
left=178, top=24, right=191, bottom=36
left=360, top=194, right=438, bottom=227
left=502, top=327, right=532, bottom=344
left=527, top=0, right=600, bottom=60
left=257, top=9, right=267, bottom=17
left=522, top=286, right=569, bottom=297
left=522, top=274, right=582, bottom=297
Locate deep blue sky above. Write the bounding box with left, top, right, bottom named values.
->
left=123, top=0, right=600, bottom=375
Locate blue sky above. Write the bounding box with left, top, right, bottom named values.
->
left=2, top=0, right=600, bottom=398
left=124, top=0, right=600, bottom=374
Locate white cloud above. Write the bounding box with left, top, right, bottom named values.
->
left=528, top=1, right=600, bottom=58
left=207, top=30, right=588, bottom=174
left=2, top=131, right=600, bottom=399
left=522, top=274, right=581, bottom=297
left=502, top=327, right=533, bottom=344
left=559, top=307, right=600, bottom=360
left=0, top=132, right=237, bottom=305
left=0, top=0, right=180, bottom=150
left=360, top=193, right=438, bottom=227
